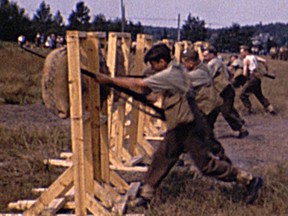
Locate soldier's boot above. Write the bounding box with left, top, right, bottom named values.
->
left=236, top=170, right=264, bottom=205
left=266, top=104, right=277, bottom=116
left=238, top=127, right=249, bottom=139
left=130, top=184, right=154, bottom=208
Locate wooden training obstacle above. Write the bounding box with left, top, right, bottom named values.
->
left=6, top=31, right=147, bottom=216
left=5, top=32, right=200, bottom=215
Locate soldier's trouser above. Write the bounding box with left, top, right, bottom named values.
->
left=240, top=77, right=270, bottom=110
left=143, top=121, right=249, bottom=189
left=207, top=85, right=244, bottom=131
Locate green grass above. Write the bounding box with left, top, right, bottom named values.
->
left=139, top=164, right=288, bottom=216
left=0, top=125, right=71, bottom=212
left=0, top=42, right=50, bottom=104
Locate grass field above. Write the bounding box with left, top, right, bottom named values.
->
left=0, top=42, right=287, bottom=215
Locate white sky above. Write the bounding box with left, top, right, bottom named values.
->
left=14, top=0, right=288, bottom=28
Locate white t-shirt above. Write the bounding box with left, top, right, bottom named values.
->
left=244, top=55, right=258, bottom=72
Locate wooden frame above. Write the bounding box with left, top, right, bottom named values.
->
left=8, top=31, right=143, bottom=216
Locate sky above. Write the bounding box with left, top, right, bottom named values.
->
left=14, top=0, right=288, bottom=29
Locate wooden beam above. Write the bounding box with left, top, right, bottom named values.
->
left=109, top=170, right=129, bottom=192
left=23, top=167, right=73, bottom=216
left=85, top=193, right=111, bottom=216
left=128, top=34, right=153, bottom=156
left=66, top=30, right=87, bottom=216
left=113, top=182, right=141, bottom=215
left=110, top=165, right=148, bottom=172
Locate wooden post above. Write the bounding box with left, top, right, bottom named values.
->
left=107, top=32, right=132, bottom=161
left=128, top=34, right=153, bottom=156
left=66, top=31, right=87, bottom=216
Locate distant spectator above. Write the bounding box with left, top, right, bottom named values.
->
left=44, top=34, right=56, bottom=49
left=35, top=32, right=42, bottom=47
left=56, top=35, right=65, bottom=47
left=17, top=35, right=26, bottom=47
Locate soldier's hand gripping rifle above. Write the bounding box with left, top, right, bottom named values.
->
left=81, top=69, right=166, bottom=121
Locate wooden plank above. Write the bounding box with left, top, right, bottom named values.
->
left=124, top=155, right=143, bottom=167
left=110, top=165, right=148, bottom=172
left=128, top=34, right=153, bottom=157
left=88, top=37, right=102, bottom=183
left=8, top=200, right=35, bottom=210
left=60, top=152, right=73, bottom=160
left=43, top=159, right=72, bottom=167
left=145, top=136, right=164, bottom=141
left=109, top=170, right=129, bottom=192
left=100, top=101, right=110, bottom=183
left=42, top=198, right=66, bottom=216
left=109, top=151, right=126, bottom=168
left=23, top=167, right=73, bottom=216
left=66, top=30, right=87, bottom=216
left=31, top=188, right=47, bottom=194
left=113, top=182, right=141, bottom=215
left=93, top=180, right=115, bottom=208
left=85, top=193, right=111, bottom=216
left=81, top=36, right=95, bottom=194
left=139, top=139, right=155, bottom=157
left=106, top=32, right=118, bottom=140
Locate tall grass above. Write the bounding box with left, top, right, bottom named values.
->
left=0, top=42, right=50, bottom=104
left=0, top=125, right=70, bottom=212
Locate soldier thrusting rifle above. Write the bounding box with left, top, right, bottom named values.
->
left=94, top=44, right=263, bottom=207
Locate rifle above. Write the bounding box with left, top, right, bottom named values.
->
left=263, top=72, right=276, bottom=80
left=81, top=69, right=166, bottom=121
left=20, top=46, right=166, bottom=120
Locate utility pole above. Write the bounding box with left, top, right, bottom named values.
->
left=177, top=13, right=181, bottom=41
left=121, top=0, right=125, bottom=32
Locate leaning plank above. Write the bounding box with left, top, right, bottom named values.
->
left=113, top=182, right=141, bottom=215
left=23, top=167, right=73, bottom=216
left=93, top=180, right=115, bottom=208
left=41, top=197, right=66, bottom=216
left=124, top=155, right=143, bottom=167
left=109, top=170, right=129, bottom=192
left=85, top=193, right=112, bottom=216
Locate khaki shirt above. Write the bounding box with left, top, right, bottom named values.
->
left=187, top=63, right=222, bottom=115
left=144, top=61, right=194, bottom=130
left=207, top=57, right=230, bottom=94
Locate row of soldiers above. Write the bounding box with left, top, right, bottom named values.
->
left=94, top=43, right=270, bottom=208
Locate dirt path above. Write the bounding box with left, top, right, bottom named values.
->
left=215, top=113, right=288, bottom=170
left=0, top=103, right=287, bottom=170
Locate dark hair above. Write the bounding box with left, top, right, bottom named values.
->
left=205, top=45, right=218, bottom=56
left=239, top=45, right=250, bottom=52
left=144, top=43, right=171, bottom=64
left=181, top=48, right=199, bottom=62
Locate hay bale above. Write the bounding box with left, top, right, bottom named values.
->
left=42, top=47, right=111, bottom=119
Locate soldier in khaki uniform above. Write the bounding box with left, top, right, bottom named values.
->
left=95, top=44, right=263, bottom=206
left=227, top=54, right=247, bottom=89
left=239, top=45, right=276, bottom=115
left=181, top=49, right=230, bottom=160
left=203, top=46, right=248, bottom=138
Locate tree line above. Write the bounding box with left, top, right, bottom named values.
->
left=1, top=0, right=287, bottom=52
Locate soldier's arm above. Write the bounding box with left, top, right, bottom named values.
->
left=96, top=73, right=146, bottom=89
left=256, top=56, right=269, bottom=71
left=242, top=59, right=249, bottom=77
